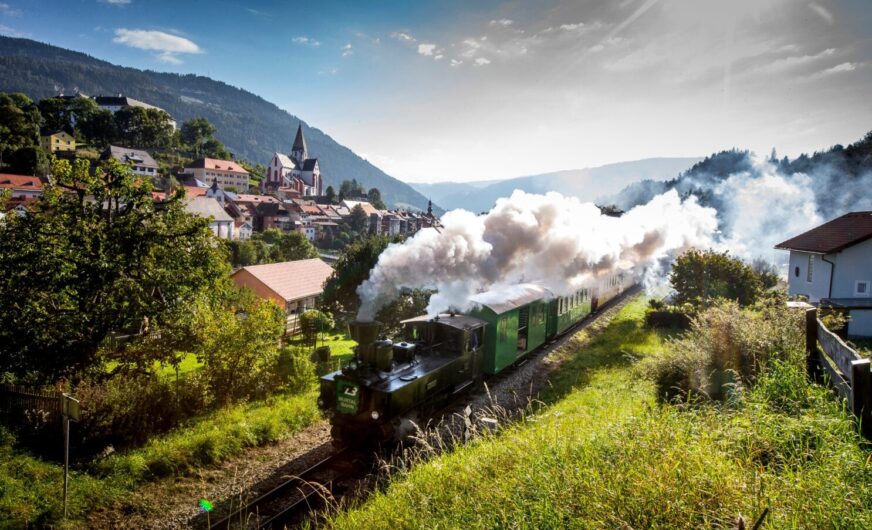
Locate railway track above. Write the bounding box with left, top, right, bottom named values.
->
left=208, top=446, right=372, bottom=530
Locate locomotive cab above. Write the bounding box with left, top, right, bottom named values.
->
left=318, top=314, right=487, bottom=444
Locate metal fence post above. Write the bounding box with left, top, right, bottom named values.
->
left=805, top=308, right=820, bottom=381
left=851, top=359, right=872, bottom=438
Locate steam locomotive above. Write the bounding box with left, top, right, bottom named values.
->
left=317, top=273, right=633, bottom=444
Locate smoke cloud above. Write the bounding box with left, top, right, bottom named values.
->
left=357, top=189, right=717, bottom=319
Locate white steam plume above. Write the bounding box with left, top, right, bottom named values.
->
left=356, top=189, right=718, bottom=320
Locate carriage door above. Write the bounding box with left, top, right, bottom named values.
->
left=517, top=306, right=529, bottom=352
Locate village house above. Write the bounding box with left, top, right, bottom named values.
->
left=94, top=95, right=177, bottom=129
left=184, top=196, right=235, bottom=240
left=231, top=258, right=334, bottom=333
left=0, top=174, right=43, bottom=199
left=104, top=145, right=158, bottom=177
left=182, top=158, right=250, bottom=192
left=263, top=124, right=323, bottom=197
left=40, top=131, right=76, bottom=153
left=776, top=211, right=872, bottom=337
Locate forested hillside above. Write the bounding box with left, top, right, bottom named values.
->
left=609, top=131, right=872, bottom=220
left=0, top=36, right=438, bottom=212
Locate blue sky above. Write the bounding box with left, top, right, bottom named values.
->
left=2, top=0, right=871, bottom=183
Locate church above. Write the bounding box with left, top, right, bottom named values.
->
left=263, top=124, right=323, bottom=197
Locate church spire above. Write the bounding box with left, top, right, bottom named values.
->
left=291, top=123, right=307, bottom=164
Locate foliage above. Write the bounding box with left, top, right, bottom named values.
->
left=37, top=96, right=98, bottom=137
left=228, top=228, right=318, bottom=267
left=324, top=185, right=337, bottom=204
left=329, top=297, right=872, bottom=530
left=0, top=92, right=44, bottom=174
left=299, top=309, right=335, bottom=345
left=321, top=235, right=391, bottom=318
left=0, top=158, right=229, bottom=381
left=670, top=248, right=763, bottom=308
left=179, top=117, right=231, bottom=159
left=368, top=187, right=386, bottom=210
left=642, top=299, right=805, bottom=401
left=193, top=288, right=286, bottom=403
left=750, top=257, right=780, bottom=290
left=338, top=178, right=366, bottom=200
left=113, top=106, right=176, bottom=150
left=348, top=203, right=369, bottom=233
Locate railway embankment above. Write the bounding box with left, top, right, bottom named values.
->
left=328, top=295, right=872, bottom=528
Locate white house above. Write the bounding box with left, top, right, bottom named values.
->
left=185, top=196, right=235, bottom=240
left=182, top=158, right=250, bottom=192
left=105, top=146, right=158, bottom=177
left=263, top=124, right=322, bottom=197
left=0, top=174, right=43, bottom=199
left=775, top=211, right=872, bottom=337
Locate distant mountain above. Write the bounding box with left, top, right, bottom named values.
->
left=0, top=36, right=438, bottom=213
left=412, top=158, right=701, bottom=213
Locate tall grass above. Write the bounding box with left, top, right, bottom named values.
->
left=0, top=390, right=322, bottom=528
left=327, top=296, right=872, bottom=529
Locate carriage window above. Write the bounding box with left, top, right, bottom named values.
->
left=468, top=328, right=483, bottom=350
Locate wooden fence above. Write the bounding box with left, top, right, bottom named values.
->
left=0, top=384, right=63, bottom=430
left=805, top=308, right=872, bottom=437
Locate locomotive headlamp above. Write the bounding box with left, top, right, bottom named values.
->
left=371, top=410, right=380, bottom=420
left=347, top=360, right=359, bottom=371
left=317, top=397, right=325, bottom=407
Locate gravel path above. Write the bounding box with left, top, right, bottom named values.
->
left=89, top=288, right=641, bottom=529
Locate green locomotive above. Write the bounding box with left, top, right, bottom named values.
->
left=317, top=273, right=632, bottom=443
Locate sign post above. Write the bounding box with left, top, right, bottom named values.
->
left=61, top=393, right=80, bottom=518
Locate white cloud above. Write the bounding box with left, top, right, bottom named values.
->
left=113, top=29, right=201, bottom=63
left=293, top=36, right=321, bottom=47
left=391, top=32, right=416, bottom=43
left=342, top=43, right=353, bottom=57
left=489, top=19, right=513, bottom=27
left=417, top=43, right=436, bottom=56
left=318, top=67, right=339, bottom=76
left=0, top=3, right=21, bottom=16
left=808, top=2, right=834, bottom=25
left=450, top=59, right=463, bottom=67
left=0, top=23, right=27, bottom=37
left=156, top=51, right=182, bottom=64
left=474, top=57, right=491, bottom=66
left=808, top=61, right=858, bottom=80
left=100, top=0, right=131, bottom=5
left=757, top=47, right=836, bottom=74
left=435, top=54, right=444, bottom=60
left=559, top=22, right=584, bottom=31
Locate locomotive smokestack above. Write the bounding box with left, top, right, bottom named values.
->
left=348, top=320, right=382, bottom=345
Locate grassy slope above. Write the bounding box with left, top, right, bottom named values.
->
left=0, top=390, right=320, bottom=528
left=331, top=296, right=872, bottom=529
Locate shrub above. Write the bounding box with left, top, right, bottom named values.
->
left=643, top=300, right=805, bottom=402
left=670, top=249, right=763, bottom=308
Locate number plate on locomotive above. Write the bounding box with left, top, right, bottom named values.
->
left=336, top=379, right=360, bottom=414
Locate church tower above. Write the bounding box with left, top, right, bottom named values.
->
left=290, top=123, right=307, bottom=165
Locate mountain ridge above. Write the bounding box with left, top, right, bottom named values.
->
left=411, top=157, right=702, bottom=212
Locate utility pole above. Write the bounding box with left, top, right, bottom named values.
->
left=61, top=393, right=80, bottom=519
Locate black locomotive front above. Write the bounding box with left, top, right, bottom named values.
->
left=318, top=316, right=486, bottom=444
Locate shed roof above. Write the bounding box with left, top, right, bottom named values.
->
left=469, top=284, right=552, bottom=314
left=774, top=212, right=872, bottom=254
left=233, top=259, right=333, bottom=302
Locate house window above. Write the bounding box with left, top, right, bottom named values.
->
left=856, top=281, right=869, bottom=297
left=794, top=266, right=800, bottom=278
left=806, top=254, right=814, bottom=283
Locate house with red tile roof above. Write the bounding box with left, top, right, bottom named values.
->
left=0, top=174, right=43, bottom=199
left=231, top=258, right=334, bottom=332
left=776, top=211, right=872, bottom=336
